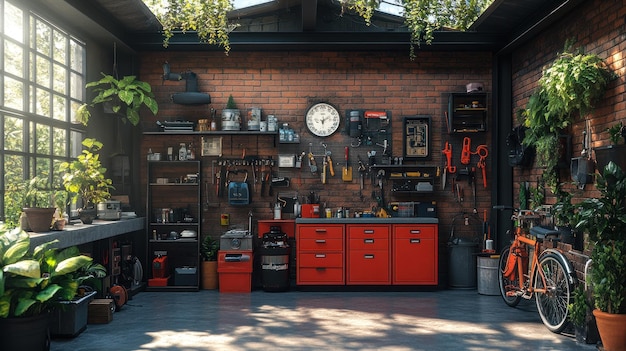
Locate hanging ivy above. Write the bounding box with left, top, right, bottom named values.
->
left=145, top=0, right=491, bottom=57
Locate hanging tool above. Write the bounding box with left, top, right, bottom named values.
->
left=308, top=153, right=317, bottom=173
left=475, top=145, right=488, bottom=188
left=321, top=153, right=328, bottom=184
left=342, top=146, right=353, bottom=181
left=357, top=156, right=366, bottom=201
left=461, top=137, right=471, bottom=165
left=260, top=163, right=266, bottom=196
left=442, top=142, right=456, bottom=190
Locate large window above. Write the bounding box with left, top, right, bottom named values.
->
left=1, top=0, right=85, bottom=226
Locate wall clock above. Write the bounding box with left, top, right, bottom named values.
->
left=305, top=102, right=341, bottom=137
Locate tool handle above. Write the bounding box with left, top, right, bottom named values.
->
left=345, top=146, right=349, bottom=162
left=328, top=157, right=335, bottom=176
left=461, top=137, right=471, bottom=164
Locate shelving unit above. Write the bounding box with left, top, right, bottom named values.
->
left=372, top=164, right=439, bottom=193
left=146, top=160, right=201, bottom=291
left=447, top=93, right=488, bottom=133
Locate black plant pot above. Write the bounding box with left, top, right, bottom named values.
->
left=594, top=144, right=626, bottom=173
left=78, top=207, right=97, bottom=224
left=0, top=313, right=51, bottom=351
left=575, top=313, right=600, bottom=345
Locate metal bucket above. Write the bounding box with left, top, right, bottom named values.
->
left=477, top=256, right=500, bottom=295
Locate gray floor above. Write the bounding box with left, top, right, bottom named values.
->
left=50, top=288, right=599, bottom=351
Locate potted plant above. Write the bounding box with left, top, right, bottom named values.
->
left=595, top=121, right=626, bottom=173
left=522, top=46, right=614, bottom=191
left=552, top=188, right=582, bottom=249
left=200, top=235, right=219, bottom=290
left=59, top=138, right=114, bottom=224
left=576, top=161, right=626, bottom=350
left=0, top=225, right=96, bottom=351
left=568, top=284, right=600, bottom=344
left=52, top=190, right=70, bottom=230
left=74, top=73, right=158, bottom=126
left=221, top=94, right=241, bottom=131
left=21, top=176, right=57, bottom=233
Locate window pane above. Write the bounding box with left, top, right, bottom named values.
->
left=35, top=123, right=51, bottom=155
left=35, top=88, right=51, bottom=117
left=3, top=76, right=23, bottom=110
left=35, top=157, right=51, bottom=179
left=70, top=72, right=83, bottom=99
left=4, top=40, right=24, bottom=78
left=52, top=93, right=66, bottom=121
left=70, top=38, right=84, bottom=73
left=70, top=130, right=83, bottom=157
left=34, top=19, right=51, bottom=56
left=53, top=29, right=66, bottom=63
left=35, top=54, right=50, bottom=88
left=4, top=2, right=24, bottom=43
left=52, top=127, right=66, bottom=156
left=4, top=154, right=25, bottom=227
left=4, top=115, right=23, bottom=152
left=53, top=62, right=66, bottom=94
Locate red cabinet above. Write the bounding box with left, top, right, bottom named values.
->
left=296, top=224, right=345, bottom=285
left=346, top=225, right=391, bottom=285
left=392, top=224, right=438, bottom=285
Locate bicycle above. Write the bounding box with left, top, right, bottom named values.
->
left=494, top=206, right=577, bottom=333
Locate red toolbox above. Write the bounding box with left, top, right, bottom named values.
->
left=217, top=250, right=253, bottom=293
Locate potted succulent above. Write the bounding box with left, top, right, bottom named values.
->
left=59, top=138, right=114, bottom=224
left=594, top=121, right=626, bottom=173
left=74, top=73, right=158, bottom=126
left=522, top=47, right=614, bottom=191
left=200, top=235, right=219, bottom=290
left=576, top=161, right=626, bottom=350
left=0, top=225, right=96, bottom=351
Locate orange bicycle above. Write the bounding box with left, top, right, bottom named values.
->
left=495, top=206, right=576, bottom=333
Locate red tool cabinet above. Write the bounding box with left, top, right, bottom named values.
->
left=392, top=224, right=438, bottom=285
left=296, top=224, right=345, bottom=285
left=346, top=224, right=391, bottom=285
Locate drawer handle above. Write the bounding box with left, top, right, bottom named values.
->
left=410, top=239, right=421, bottom=244
left=315, top=254, right=326, bottom=258
left=364, top=239, right=375, bottom=244
left=315, top=229, right=327, bottom=233
left=410, top=230, right=421, bottom=234
left=315, top=267, right=326, bottom=271
left=315, top=239, right=326, bottom=243
left=364, top=254, right=375, bottom=259
left=363, top=230, right=375, bottom=234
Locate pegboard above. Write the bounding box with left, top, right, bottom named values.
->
left=344, top=109, right=392, bottom=165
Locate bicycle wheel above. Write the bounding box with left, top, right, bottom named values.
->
left=498, top=245, right=521, bottom=307
left=534, top=253, right=574, bottom=333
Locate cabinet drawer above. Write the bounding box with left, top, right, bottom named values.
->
left=347, top=225, right=390, bottom=239
left=298, top=238, right=343, bottom=251
left=297, top=267, right=344, bottom=285
left=393, top=224, right=436, bottom=239
left=298, top=224, right=344, bottom=240
left=348, top=237, right=389, bottom=251
left=347, top=250, right=390, bottom=284
left=298, top=252, right=344, bottom=268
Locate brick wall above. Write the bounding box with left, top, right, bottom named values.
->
left=137, top=50, right=493, bottom=256
left=511, top=0, right=626, bottom=282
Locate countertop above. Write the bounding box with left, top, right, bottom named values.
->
left=28, top=217, right=145, bottom=249
left=295, top=217, right=438, bottom=224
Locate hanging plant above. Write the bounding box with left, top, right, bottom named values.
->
left=145, top=0, right=490, bottom=57
left=522, top=45, right=615, bottom=191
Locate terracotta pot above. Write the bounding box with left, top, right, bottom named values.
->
left=201, top=261, right=218, bottom=290
left=593, top=309, right=626, bottom=351
left=22, top=207, right=55, bottom=232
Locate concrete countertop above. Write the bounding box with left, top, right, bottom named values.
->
left=295, top=217, right=438, bottom=224
left=28, top=217, right=145, bottom=249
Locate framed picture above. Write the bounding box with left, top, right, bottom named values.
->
left=201, top=136, right=222, bottom=157
left=403, top=116, right=431, bottom=159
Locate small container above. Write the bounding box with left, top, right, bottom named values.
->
left=325, top=208, right=332, bottom=218
left=336, top=208, right=343, bottom=218
left=273, top=203, right=282, bottom=220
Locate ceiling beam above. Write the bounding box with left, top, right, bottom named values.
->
left=302, top=0, right=318, bottom=31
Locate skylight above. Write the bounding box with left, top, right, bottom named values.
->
left=233, top=0, right=274, bottom=10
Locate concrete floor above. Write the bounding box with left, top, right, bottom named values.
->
left=50, top=288, right=599, bottom=351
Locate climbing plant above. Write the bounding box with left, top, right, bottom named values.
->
left=145, top=0, right=491, bottom=57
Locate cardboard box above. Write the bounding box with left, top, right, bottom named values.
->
left=88, top=299, right=114, bottom=324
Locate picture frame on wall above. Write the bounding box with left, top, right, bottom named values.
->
left=403, top=116, right=431, bottom=159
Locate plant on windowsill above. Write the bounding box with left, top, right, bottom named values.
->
left=521, top=45, right=615, bottom=191
left=0, top=225, right=97, bottom=351
left=74, top=73, right=158, bottom=126
left=52, top=190, right=70, bottom=230
left=576, top=161, right=626, bottom=350
left=59, top=138, right=114, bottom=224
left=20, top=176, right=57, bottom=233
left=200, top=235, right=219, bottom=290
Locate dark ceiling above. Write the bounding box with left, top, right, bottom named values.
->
left=70, top=0, right=584, bottom=53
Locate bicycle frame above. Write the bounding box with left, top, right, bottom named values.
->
left=507, top=231, right=549, bottom=298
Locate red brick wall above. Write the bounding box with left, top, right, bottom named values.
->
left=137, top=50, right=493, bottom=247
left=510, top=0, right=626, bottom=281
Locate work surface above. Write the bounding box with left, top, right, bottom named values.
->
left=51, top=289, right=596, bottom=351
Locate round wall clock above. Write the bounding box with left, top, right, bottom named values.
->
left=305, top=102, right=341, bottom=137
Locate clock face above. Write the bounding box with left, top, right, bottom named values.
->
left=305, top=102, right=341, bottom=137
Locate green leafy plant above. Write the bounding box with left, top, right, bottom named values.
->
left=576, top=161, right=626, bottom=314
left=225, top=94, right=237, bottom=109
left=0, top=226, right=97, bottom=318
left=607, top=121, right=626, bottom=145
left=75, top=73, right=158, bottom=126
left=59, top=138, right=114, bottom=209
left=522, top=46, right=614, bottom=191
left=568, top=284, right=590, bottom=327
left=200, top=235, right=219, bottom=261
